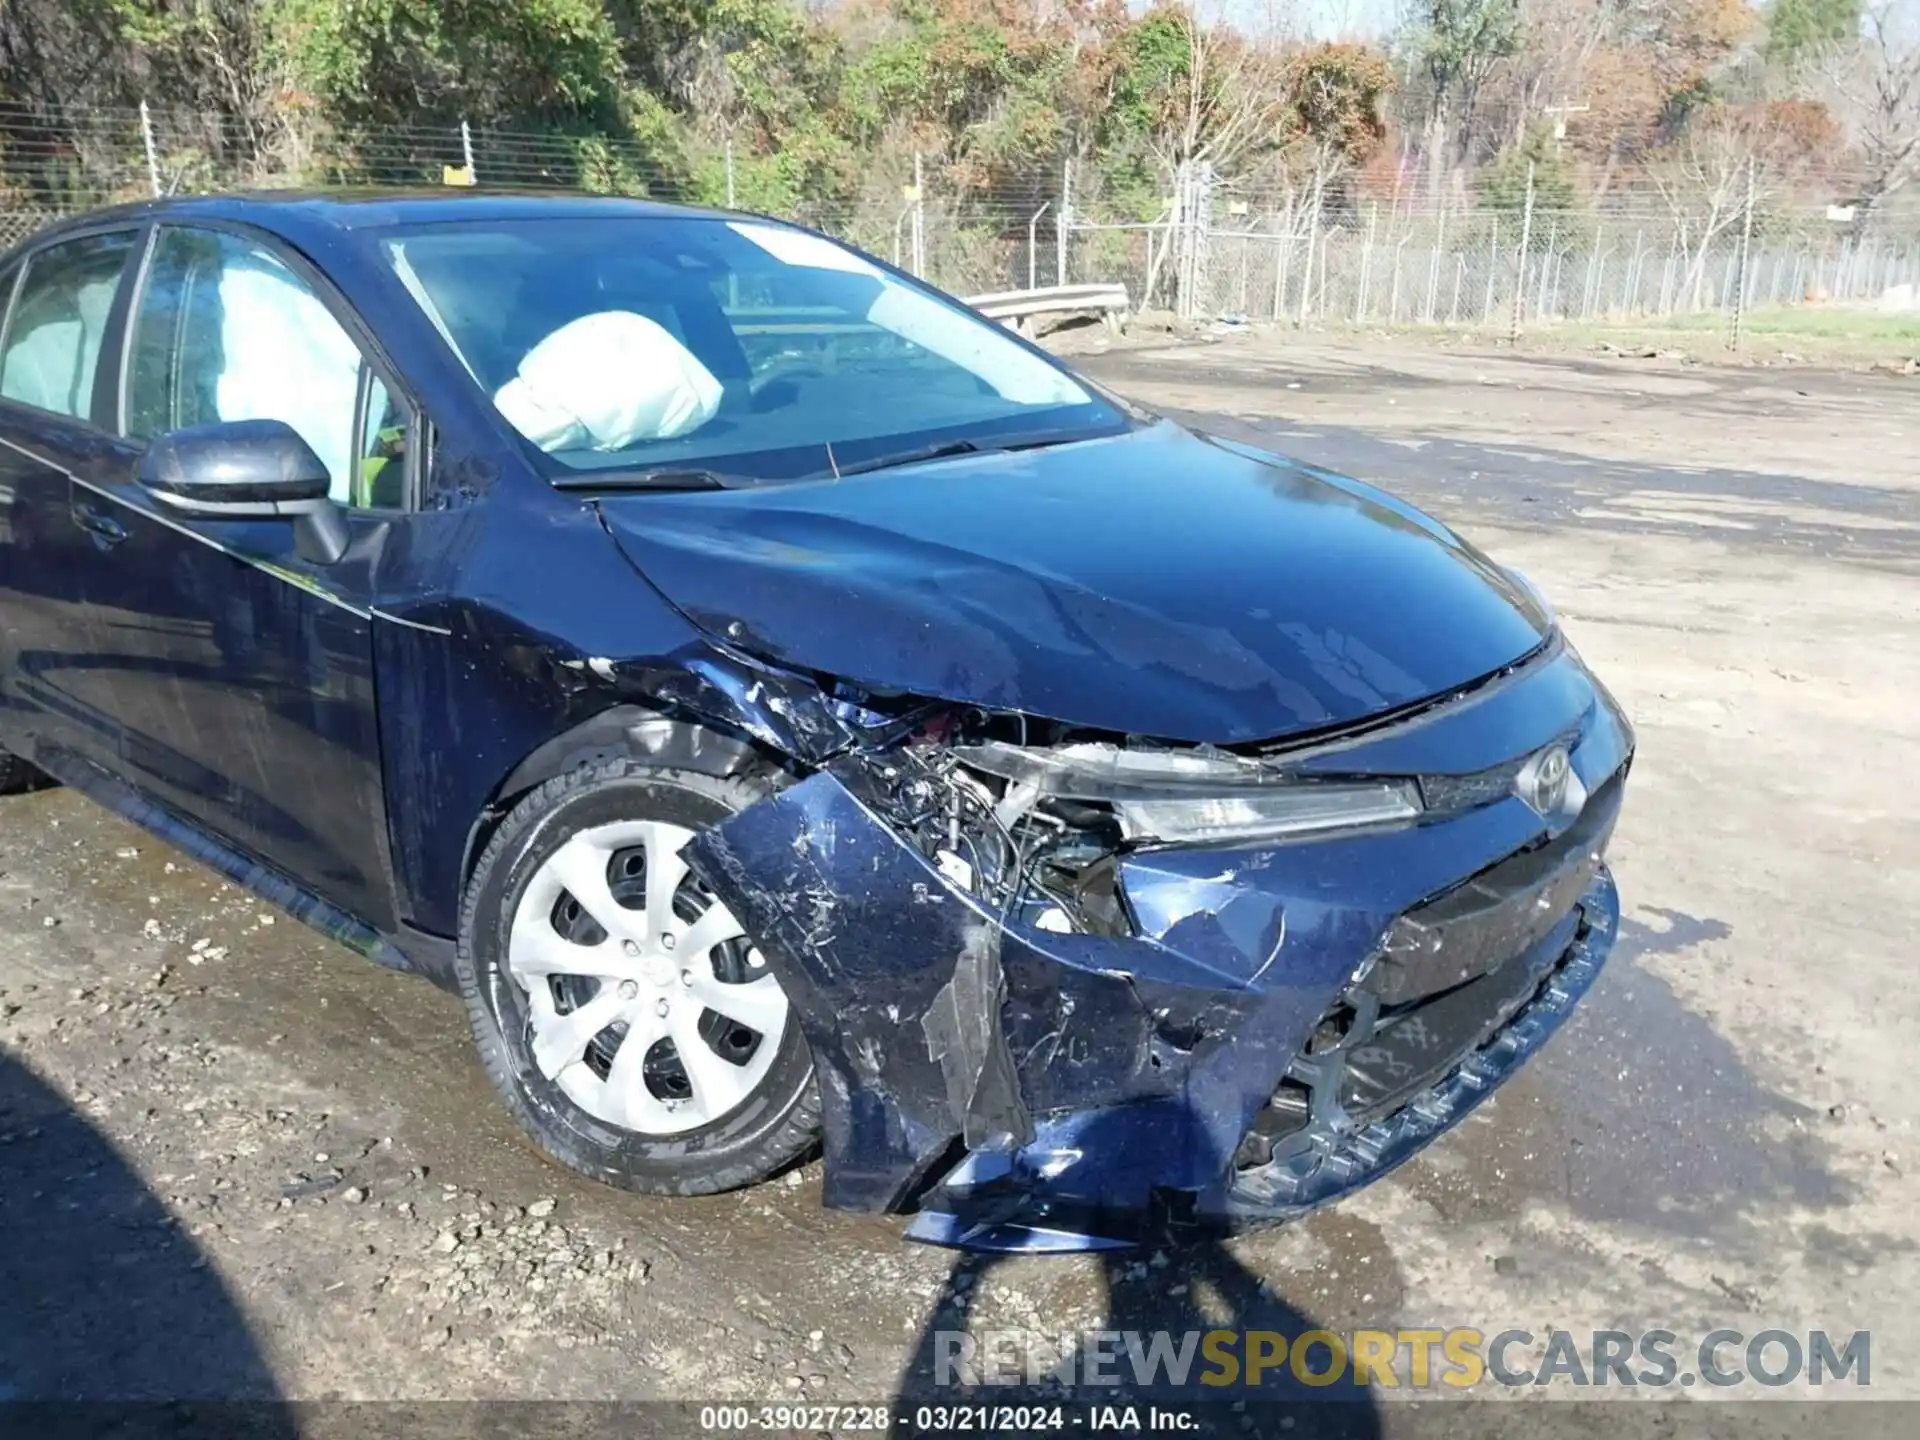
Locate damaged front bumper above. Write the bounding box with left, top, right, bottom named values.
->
left=685, top=645, right=1633, bottom=1253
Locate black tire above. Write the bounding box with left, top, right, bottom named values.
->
left=456, top=757, right=821, bottom=1195
left=0, top=748, right=51, bottom=796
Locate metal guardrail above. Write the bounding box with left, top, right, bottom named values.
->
left=965, top=283, right=1131, bottom=335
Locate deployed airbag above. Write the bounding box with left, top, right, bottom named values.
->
left=215, top=261, right=363, bottom=497
left=494, top=310, right=722, bottom=453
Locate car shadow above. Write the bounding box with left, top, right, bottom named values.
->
left=0, top=1045, right=288, bottom=1419
left=891, top=1103, right=1386, bottom=1434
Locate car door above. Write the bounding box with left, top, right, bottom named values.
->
left=0, top=226, right=144, bottom=775
left=64, top=221, right=415, bottom=929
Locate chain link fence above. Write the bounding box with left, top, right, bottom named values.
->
left=2, top=102, right=1917, bottom=345
left=1063, top=161, right=1920, bottom=347
left=1144, top=202, right=1920, bottom=343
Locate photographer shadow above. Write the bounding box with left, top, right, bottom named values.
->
left=0, top=1044, right=291, bottom=1432
left=892, top=1102, right=1386, bottom=1436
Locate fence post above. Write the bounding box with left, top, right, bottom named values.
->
left=1177, top=161, right=1204, bottom=319
left=1510, top=163, right=1535, bottom=342
left=724, top=141, right=736, bottom=208
left=1027, top=201, right=1050, bottom=292
left=1356, top=202, right=1378, bottom=323
left=1539, top=217, right=1559, bottom=319
left=1182, top=164, right=1198, bottom=320
left=1483, top=215, right=1500, bottom=323
left=1298, top=187, right=1322, bottom=325
left=1057, top=159, right=1072, bottom=287
left=1273, top=194, right=1294, bottom=321
left=1425, top=205, right=1447, bottom=323
left=1583, top=226, right=1603, bottom=316
left=1165, top=160, right=1187, bottom=317
left=1730, top=158, right=1756, bottom=351
left=1159, top=164, right=1179, bottom=315
left=911, top=153, right=926, bottom=277
left=139, top=100, right=162, bottom=198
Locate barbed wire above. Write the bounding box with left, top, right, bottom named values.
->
left=0, top=98, right=1906, bottom=212
left=0, top=102, right=1914, bottom=339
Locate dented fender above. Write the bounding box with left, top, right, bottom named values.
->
left=685, top=766, right=1318, bottom=1215
left=688, top=778, right=1525, bottom=1204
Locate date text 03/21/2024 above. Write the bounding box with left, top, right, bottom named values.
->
left=698, top=1404, right=1200, bottom=1432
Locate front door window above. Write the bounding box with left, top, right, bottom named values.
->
left=125, top=227, right=409, bottom=509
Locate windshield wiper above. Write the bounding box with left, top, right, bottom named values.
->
left=832, top=438, right=992, bottom=478
left=831, top=427, right=1097, bottom=479
left=560, top=424, right=1114, bottom=490
left=554, top=467, right=748, bottom=492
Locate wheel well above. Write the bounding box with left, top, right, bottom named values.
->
left=458, top=706, right=770, bottom=903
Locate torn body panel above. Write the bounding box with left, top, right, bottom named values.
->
left=685, top=766, right=1285, bottom=1214
left=685, top=643, right=1632, bottom=1251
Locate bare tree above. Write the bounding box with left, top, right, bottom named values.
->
left=1149, top=4, right=1297, bottom=179
left=1135, top=4, right=1299, bottom=309
left=1822, top=0, right=1920, bottom=217
left=1648, top=109, right=1758, bottom=307
left=1500, top=0, right=1610, bottom=149
left=1648, top=102, right=1831, bottom=306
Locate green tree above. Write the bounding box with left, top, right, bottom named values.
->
left=1765, top=0, right=1863, bottom=64
left=279, top=0, right=629, bottom=128
left=1479, top=122, right=1579, bottom=216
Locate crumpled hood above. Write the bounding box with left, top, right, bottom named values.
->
left=598, top=422, right=1550, bottom=744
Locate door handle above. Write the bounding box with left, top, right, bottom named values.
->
left=72, top=499, right=128, bottom=548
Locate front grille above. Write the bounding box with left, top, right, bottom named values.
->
left=1226, top=866, right=1617, bottom=1219
left=1366, top=769, right=1624, bottom=1005
left=1340, top=908, right=1580, bottom=1121
left=1231, top=916, right=1574, bottom=1173
left=1233, top=767, right=1625, bottom=1177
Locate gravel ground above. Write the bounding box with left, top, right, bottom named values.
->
left=2, top=330, right=1914, bottom=1428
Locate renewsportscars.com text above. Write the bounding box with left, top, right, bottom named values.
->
left=934, top=1327, right=1871, bottom=1391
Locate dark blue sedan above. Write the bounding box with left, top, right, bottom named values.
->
left=0, top=193, right=1631, bottom=1252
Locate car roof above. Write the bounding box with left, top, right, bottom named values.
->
left=19, top=189, right=746, bottom=252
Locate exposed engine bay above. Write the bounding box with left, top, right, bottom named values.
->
left=854, top=715, right=1141, bottom=941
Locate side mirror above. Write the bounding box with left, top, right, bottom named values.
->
left=139, top=418, right=349, bottom=564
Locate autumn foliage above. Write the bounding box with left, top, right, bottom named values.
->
left=0, top=0, right=1910, bottom=220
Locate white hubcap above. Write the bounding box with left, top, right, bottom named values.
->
left=506, top=820, right=786, bottom=1136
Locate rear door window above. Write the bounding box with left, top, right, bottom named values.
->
left=0, top=231, right=138, bottom=422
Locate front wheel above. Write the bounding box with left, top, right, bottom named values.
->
left=456, top=759, right=820, bottom=1195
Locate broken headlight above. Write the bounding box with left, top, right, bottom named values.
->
left=1114, top=782, right=1421, bottom=844
left=954, top=740, right=1421, bottom=845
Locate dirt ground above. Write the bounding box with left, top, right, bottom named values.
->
left=2, top=330, right=1915, bottom=1427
